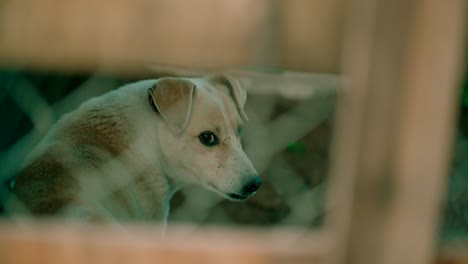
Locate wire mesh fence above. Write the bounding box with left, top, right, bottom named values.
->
left=0, top=68, right=338, bottom=230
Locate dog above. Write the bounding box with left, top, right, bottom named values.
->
left=7, top=74, right=261, bottom=224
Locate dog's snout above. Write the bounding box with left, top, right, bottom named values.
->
left=243, top=176, right=262, bottom=195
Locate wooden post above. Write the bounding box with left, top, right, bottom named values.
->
left=326, top=1, right=466, bottom=264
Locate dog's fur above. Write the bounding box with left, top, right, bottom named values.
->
left=8, top=74, right=260, bottom=224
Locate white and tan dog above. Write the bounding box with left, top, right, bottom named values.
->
left=9, top=74, right=261, bottom=224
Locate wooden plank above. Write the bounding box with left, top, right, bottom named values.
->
left=380, top=1, right=466, bottom=263
left=0, top=0, right=278, bottom=72
left=325, top=0, right=466, bottom=264
left=0, top=0, right=345, bottom=73
left=0, top=221, right=328, bottom=264
left=281, top=0, right=345, bottom=73
left=0, top=222, right=467, bottom=264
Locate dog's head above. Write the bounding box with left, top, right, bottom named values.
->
left=147, top=74, right=261, bottom=201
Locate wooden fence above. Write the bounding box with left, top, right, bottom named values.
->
left=0, top=0, right=466, bottom=263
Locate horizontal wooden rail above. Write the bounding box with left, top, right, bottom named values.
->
left=0, top=0, right=343, bottom=73
left=0, top=221, right=328, bottom=264
left=0, top=221, right=467, bottom=264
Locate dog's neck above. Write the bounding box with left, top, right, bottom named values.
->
left=121, top=89, right=189, bottom=220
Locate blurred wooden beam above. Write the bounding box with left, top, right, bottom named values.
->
left=281, top=0, right=344, bottom=73
left=0, top=0, right=345, bottom=74
left=0, top=221, right=467, bottom=264
left=326, top=0, right=466, bottom=264
left=0, top=0, right=279, bottom=72
left=0, top=221, right=328, bottom=264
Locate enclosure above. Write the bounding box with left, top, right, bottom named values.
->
left=0, top=0, right=467, bottom=263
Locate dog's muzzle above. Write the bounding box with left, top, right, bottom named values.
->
left=228, top=176, right=262, bottom=200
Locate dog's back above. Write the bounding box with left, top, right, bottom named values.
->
left=9, top=86, right=143, bottom=218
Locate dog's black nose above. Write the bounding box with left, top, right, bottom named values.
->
left=243, top=176, right=262, bottom=195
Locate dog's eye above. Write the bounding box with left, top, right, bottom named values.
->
left=198, top=131, right=219, bottom=147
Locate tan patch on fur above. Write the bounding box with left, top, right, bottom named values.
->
left=152, top=79, right=192, bottom=109
left=62, top=108, right=130, bottom=157
left=13, top=152, right=77, bottom=215
left=150, top=78, right=195, bottom=134
left=14, top=106, right=132, bottom=215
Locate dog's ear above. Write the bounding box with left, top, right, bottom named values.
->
left=147, top=78, right=195, bottom=134
left=209, top=74, right=248, bottom=121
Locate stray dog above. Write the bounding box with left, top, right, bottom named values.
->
left=8, top=74, right=261, bottom=224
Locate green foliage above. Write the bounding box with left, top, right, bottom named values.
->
left=462, top=84, right=468, bottom=107
left=286, top=142, right=306, bottom=154
left=461, top=75, right=468, bottom=107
